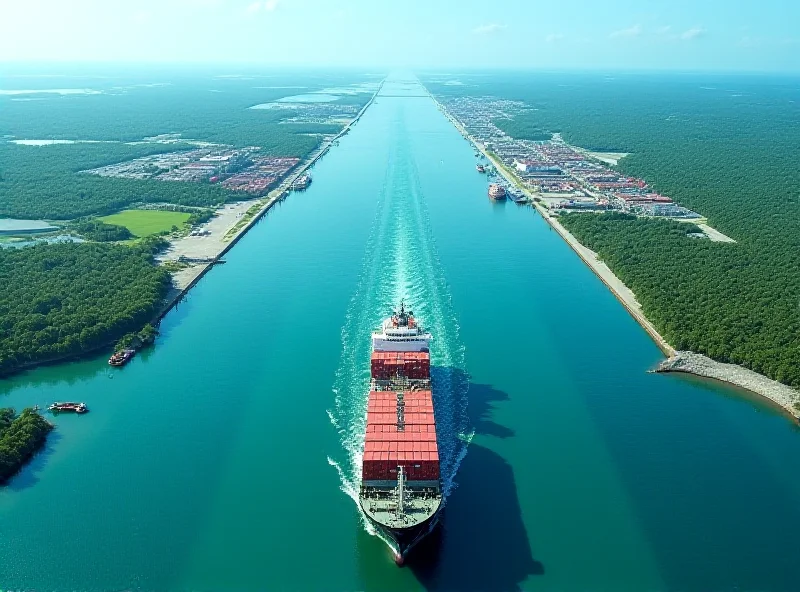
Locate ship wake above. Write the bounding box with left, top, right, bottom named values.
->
left=328, top=108, right=471, bottom=551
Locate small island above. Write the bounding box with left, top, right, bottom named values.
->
left=0, top=407, right=54, bottom=484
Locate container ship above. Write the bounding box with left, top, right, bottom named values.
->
left=359, top=302, right=442, bottom=566
left=488, top=183, right=507, bottom=200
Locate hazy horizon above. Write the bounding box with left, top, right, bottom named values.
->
left=2, top=0, right=799, bottom=73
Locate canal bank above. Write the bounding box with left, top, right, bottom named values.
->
left=430, top=92, right=800, bottom=422
left=2, top=74, right=800, bottom=591
left=0, top=80, right=387, bottom=380
left=156, top=78, right=387, bottom=320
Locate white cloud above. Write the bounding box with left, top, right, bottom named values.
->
left=473, top=23, right=507, bottom=35
left=264, top=0, right=279, bottom=11
left=246, top=2, right=261, bottom=13
left=610, top=24, right=642, bottom=39
left=545, top=33, right=564, bottom=43
left=681, top=27, right=705, bottom=41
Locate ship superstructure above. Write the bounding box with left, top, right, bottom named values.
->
left=360, top=302, right=442, bottom=565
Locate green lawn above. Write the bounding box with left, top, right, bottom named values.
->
left=99, top=210, right=191, bottom=237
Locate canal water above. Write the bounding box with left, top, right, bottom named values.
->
left=2, top=75, right=800, bottom=591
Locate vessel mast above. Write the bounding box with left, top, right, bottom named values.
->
left=396, top=466, right=406, bottom=516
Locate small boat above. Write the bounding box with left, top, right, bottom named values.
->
left=48, top=402, right=88, bottom=414
left=476, top=164, right=486, bottom=173
left=108, top=349, right=135, bottom=367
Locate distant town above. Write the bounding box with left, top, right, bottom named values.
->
left=85, top=145, right=301, bottom=197
left=440, top=96, right=731, bottom=236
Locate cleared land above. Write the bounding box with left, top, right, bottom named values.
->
left=99, top=210, right=191, bottom=237
left=697, top=223, right=736, bottom=243
left=586, top=151, right=629, bottom=166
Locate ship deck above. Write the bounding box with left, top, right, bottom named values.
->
left=360, top=490, right=441, bottom=529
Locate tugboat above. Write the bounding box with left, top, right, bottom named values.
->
left=359, top=302, right=442, bottom=566
left=488, top=183, right=507, bottom=201
left=108, top=349, right=135, bottom=367
left=48, top=402, right=88, bottom=414
left=476, top=164, right=486, bottom=173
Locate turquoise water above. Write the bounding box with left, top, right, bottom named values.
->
left=276, top=93, right=341, bottom=103
left=2, top=75, right=800, bottom=591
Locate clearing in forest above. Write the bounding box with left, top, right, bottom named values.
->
left=99, top=209, right=191, bottom=237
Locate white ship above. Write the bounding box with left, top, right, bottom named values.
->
left=292, top=174, right=312, bottom=190
left=371, top=302, right=432, bottom=352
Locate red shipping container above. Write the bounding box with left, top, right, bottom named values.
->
left=367, top=412, right=397, bottom=425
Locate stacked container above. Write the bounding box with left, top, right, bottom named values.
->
left=362, top=351, right=440, bottom=483
left=370, top=352, right=430, bottom=380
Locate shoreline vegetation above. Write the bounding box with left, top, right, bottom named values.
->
left=0, top=79, right=385, bottom=380
left=0, top=407, right=54, bottom=484
left=0, top=238, right=171, bottom=378
left=432, top=95, right=800, bottom=422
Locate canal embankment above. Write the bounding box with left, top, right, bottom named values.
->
left=155, top=78, right=386, bottom=321
left=430, top=93, right=800, bottom=422
left=0, top=81, right=386, bottom=380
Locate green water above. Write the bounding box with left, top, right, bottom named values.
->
left=2, top=75, right=800, bottom=591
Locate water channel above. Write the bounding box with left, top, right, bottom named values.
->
left=1, top=75, right=800, bottom=591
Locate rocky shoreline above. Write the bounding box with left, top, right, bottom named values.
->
left=655, top=352, right=800, bottom=421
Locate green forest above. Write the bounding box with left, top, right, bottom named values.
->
left=0, top=70, right=377, bottom=377
left=0, top=72, right=375, bottom=220
left=0, top=71, right=376, bottom=147
left=0, top=241, right=170, bottom=376
left=0, top=142, right=232, bottom=219
left=426, top=73, right=800, bottom=387
left=70, top=219, right=133, bottom=242
left=0, top=407, right=54, bottom=484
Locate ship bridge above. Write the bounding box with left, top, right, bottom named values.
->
left=372, top=302, right=432, bottom=352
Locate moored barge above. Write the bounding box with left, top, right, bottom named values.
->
left=488, top=183, right=507, bottom=200
left=292, top=174, right=312, bottom=190
left=108, top=349, right=135, bottom=367
left=48, top=402, right=88, bottom=414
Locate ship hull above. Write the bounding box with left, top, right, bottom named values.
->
left=360, top=499, right=442, bottom=563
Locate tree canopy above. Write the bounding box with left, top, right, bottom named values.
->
left=0, top=408, right=53, bottom=484
left=0, top=242, right=170, bottom=376
left=425, top=72, right=800, bottom=387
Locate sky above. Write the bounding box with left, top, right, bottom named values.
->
left=1, top=0, right=799, bottom=72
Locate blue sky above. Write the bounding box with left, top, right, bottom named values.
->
left=2, top=0, right=798, bottom=71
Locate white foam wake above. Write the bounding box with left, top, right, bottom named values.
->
left=327, top=110, right=470, bottom=548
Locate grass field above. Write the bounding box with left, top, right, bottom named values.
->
left=99, top=210, right=191, bottom=237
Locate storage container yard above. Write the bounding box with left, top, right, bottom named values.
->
left=439, top=95, right=707, bottom=222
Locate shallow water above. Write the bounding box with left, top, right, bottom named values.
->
left=276, top=93, right=340, bottom=103
left=1, top=74, right=799, bottom=591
